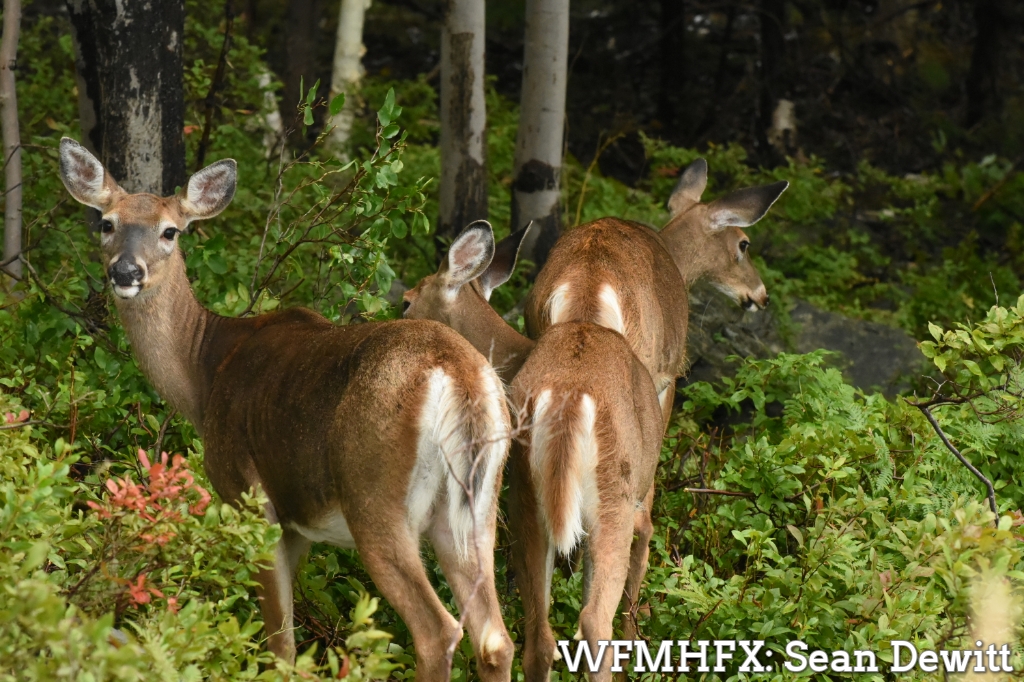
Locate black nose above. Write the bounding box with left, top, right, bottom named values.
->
left=109, top=260, right=143, bottom=287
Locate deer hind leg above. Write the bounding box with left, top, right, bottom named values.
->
left=658, top=377, right=676, bottom=430
left=620, top=484, right=655, bottom=642
left=355, top=524, right=463, bottom=682
left=577, top=504, right=635, bottom=682
left=255, top=522, right=312, bottom=663
left=429, top=507, right=514, bottom=681
left=507, top=449, right=558, bottom=682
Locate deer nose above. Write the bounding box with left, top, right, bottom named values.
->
left=109, top=260, right=143, bottom=287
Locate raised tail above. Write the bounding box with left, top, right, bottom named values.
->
left=528, top=390, right=600, bottom=555
left=414, top=365, right=510, bottom=558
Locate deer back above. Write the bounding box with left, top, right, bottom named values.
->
left=524, top=217, right=688, bottom=392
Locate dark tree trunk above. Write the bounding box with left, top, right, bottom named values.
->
left=657, top=0, right=686, bottom=135
left=437, top=0, right=487, bottom=244
left=66, top=0, right=185, bottom=195
left=284, top=0, right=321, bottom=141
left=758, top=0, right=786, bottom=164
left=965, top=0, right=1008, bottom=128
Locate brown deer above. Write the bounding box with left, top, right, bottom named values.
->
left=58, top=138, right=514, bottom=681
left=525, top=158, right=788, bottom=425
left=404, top=222, right=663, bottom=681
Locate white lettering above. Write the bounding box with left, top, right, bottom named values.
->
left=829, top=651, right=852, bottom=672
left=918, top=650, right=938, bottom=672
left=678, top=640, right=710, bottom=673
left=634, top=640, right=675, bottom=673
left=854, top=650, right=878, bottom=672
left=939, top=649, right=972, bottom=673
left=891, top=641, right=918, bottom=673
left=809, top=650, right=829, bottom=672
left=785, top=641, right=808, bottom=672
left=713, top=641, right=735, bottom=673
left=610, top=641, right=632, bottom=672
left=738, top=640, right=766, bottom=673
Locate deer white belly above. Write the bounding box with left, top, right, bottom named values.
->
left=290, top=510, right=357, bottom=549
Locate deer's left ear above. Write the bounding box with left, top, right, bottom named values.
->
left=478, top=221, right=533, bottom=301
left=444, top=220, right=496, bottom=291
left=178, top=159, right=237, bottom=223
left=58, top=137, right=124, bottom=211
left=707, top=180, right=788, bottom=230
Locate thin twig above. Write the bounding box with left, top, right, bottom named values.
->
left=915, top=404, right=998, bottom=525
left=194, top=0, right=235, bottom=171
left=683, top=487, right=754, bottom=498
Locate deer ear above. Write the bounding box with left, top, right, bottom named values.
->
left=478, top=221, right=533, bottom=301
left=707, top=180, right=788, bottom=230
left=667, top=158, right=708, bottom=217
left=445, top=220, right=495, bottom=291
left=179, top=159, right=237, bottom=223
left=59, top=137, right=123, bottom=210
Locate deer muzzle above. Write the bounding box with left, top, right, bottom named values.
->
left=108, top=259, right=145, bottom=298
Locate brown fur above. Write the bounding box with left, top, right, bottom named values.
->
left=408, top=223, right=663, bottom=681
left=526, top=168, right=786, bottom=426
left=58, top=139, right=514, bottom=681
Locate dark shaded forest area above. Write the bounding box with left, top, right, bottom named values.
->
left=2, top=0, right=1023, bottom=679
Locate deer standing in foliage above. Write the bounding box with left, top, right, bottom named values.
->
left=58, top=138, right=514, bottom=681
left=404, top=222, right=663, bottom=681
left=526, top=159, right=788, bottom=426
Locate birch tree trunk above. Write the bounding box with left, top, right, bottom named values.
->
left=438, top=0, right=487, bottom=241
left=511, top=0, right=568, bottom=267
left=327, top=0, right=370, bottom=158
left=66, top=0, right=186, bottom=195
left=0, top=0, right=21, bottom=280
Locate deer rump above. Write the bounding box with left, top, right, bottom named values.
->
left=512, top=322, right=660, bottom=556
left=201, top=314, right=508, bottom=556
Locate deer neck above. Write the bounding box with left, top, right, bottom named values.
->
left=112, top=254, right=231, bottom=432
left=454, top=288, right=536, bottom=383
left=660, top=218, right=714, bottom=288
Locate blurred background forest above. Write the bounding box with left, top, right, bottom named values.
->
left=2, top=0, right=1024, bottom=679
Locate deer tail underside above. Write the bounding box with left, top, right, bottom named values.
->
left=528, top=390, right=600, bottom=556
left=413, top=366, right=510, bottom=559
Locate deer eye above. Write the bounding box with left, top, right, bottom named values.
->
left=402, top=299, right=411, bottom=314
left=162, top=227, right=179, bottom=240
left=99, top=219, right=114, bottom=234
left=739, top=239, right=750, bottom=253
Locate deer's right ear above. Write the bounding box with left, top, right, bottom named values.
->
left=478, top=221, right=533, bottom=301
left=59, top=137, right=121, bottom=210
left=179, top=159, right=237, bottom=223
left=667, top=158, right=708, bottom=217
left=445, top=220, right=495, bottom=291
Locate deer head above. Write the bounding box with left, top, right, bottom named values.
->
left=661, top=158, right=788, bottom=311
left=58, top=137, right=236, bottom=301
left=404, top=221, right=535, bottom=382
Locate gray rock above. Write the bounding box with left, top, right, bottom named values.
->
left=681, top=283, right=926, bottom=396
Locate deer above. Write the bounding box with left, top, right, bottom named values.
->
left=525, top=158, right=789, bottom=427
left=57, top=137, right=515, bottom=681
left=403, top=221, right=664, bottom=681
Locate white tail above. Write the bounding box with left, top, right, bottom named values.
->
left=528, top=391, right=599, bottom=555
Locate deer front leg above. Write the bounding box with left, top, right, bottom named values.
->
left=255, top=525, right=312, bottom=663
left=430, top=509, right=514, bottom=681
left=507, top=450, right=557, bottom=682
left=620, top=484, right=654, bottom=642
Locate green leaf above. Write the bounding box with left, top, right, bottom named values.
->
left=329, top=92, right=346, bottom=117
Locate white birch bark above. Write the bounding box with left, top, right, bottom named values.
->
left=512, top=0, right=568, bottom=264
left=258, top=69, right=284, bottom=159
left=438, top=0, right=488, bottom=238
left=327, top=0, right=370, bottom=158
left=1, top=0, right=21, bottom=280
